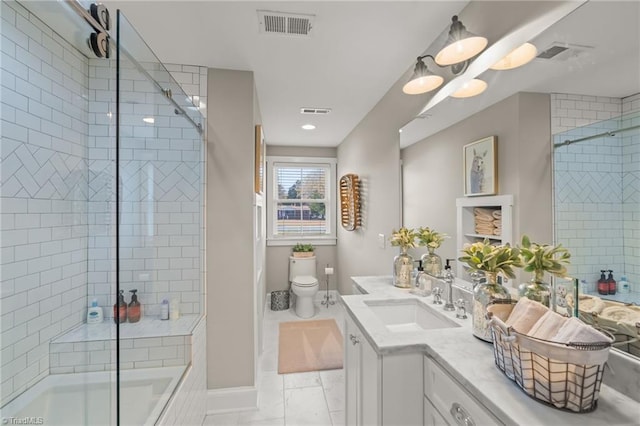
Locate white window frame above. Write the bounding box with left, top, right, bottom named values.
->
left=266, top=156, right=337, bottom=246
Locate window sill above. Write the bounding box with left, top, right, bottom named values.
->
left=267, top=238, right=337, bottom=247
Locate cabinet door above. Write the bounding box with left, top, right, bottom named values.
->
left=360, top=334, right=380, bottom=426
left=345, top=314, right=359, bottom=425
left=424, top=397, right=449, bottom=426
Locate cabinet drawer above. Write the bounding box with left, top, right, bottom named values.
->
left=424, top=396, right=449, bottom=426
left=424, top=357, right=501, bottom=426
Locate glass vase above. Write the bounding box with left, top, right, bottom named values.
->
left=518, top=270, right=550, bottom=307
left=421, top=247, right=443, bottom=277
left=393, top=247, right=414, bottom=288
left=472, top=271, right=511, bottom=342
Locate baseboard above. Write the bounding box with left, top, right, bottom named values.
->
left=206, top=386, right=257, bottom=414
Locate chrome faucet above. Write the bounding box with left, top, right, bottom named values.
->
left=443, top=259, right=455, bottom=311
left=455, top=299, right=467, bottom=319
left=432, top=287, right=443, bottom=304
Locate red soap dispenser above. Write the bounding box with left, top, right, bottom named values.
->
left=607, top=270, right=616, bottom=295
left=597, top=270, right=608, bottom=295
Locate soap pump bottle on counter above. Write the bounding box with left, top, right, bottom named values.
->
left=128, top=289, right=141, bottom=323
left=607, top=270, right=616, bottom=295
left=597, top=270, right=608, bottom=295
left=113, top=290, right=127, bottom=324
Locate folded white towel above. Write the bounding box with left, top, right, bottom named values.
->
left=493, top=219, right=502, bottom=228
left=474, top=207, right=496, bottom=221
left=506, top=298, right=549, bottom=334
left=528, top=310, right=567, bottom=340
left=492, top=210, right=502, bottom=220
left=552, top=317, right=612, bottom=344
left=493, top=228, right=502, bottom=236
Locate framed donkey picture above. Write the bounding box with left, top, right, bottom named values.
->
left=463, top=136, right=497, bottom=196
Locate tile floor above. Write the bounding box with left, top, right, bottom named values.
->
left=203, top=298, right=345, bottom=426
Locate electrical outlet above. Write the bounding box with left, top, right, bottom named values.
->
left=378, top=233, right=386, bottom=249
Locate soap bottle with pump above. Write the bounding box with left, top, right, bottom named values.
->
left=607, top=270, right=616, bottom=295
left=113, top=290, right=127, bottom=324
left=87, top=299, right=103, bottom=324
left=128, top=289, right=141, bottom=323
left=597, top=270, right=608, bottom=295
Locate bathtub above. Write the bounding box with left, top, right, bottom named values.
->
left=0, top=366, right=185, bottom=426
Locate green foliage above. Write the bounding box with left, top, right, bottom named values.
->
left=416, top=227, right=448, bottom=250
left=458, top=239, right=523, bottom=279
left=292, top=243, right=314, bottom=252
left=390, top=227, right=418, bottom=249
left=518, top=235, right=571, bottom=277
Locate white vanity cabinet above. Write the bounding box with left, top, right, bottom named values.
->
left=344, top=313, right=423, bottom=425
left=423, top=356, right=502, bottom=426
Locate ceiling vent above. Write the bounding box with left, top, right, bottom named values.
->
left=300, top=107, right=331, bottom=115
left=536, top=42, right=594, bottom=61
left=258, top=10, right=314, bottom=37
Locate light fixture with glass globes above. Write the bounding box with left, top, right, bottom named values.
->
left=450, top=79, right=487, bottom=98
left=435, top=15, right=488, bottom=67
left=490, top=42, right=538, bottom=70
left=402, top=55, right=444, bottom=95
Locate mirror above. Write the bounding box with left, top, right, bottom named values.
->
left=553, top=108, right=640, bottom=357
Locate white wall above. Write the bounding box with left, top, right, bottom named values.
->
left=264, top=145, right=337, bottom=294
left=335, top=75, right=428, bottom=295
left=206, top=68, right=256, bottom=389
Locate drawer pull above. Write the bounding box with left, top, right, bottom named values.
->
left=349, top=334, right=360, bottom=345
left=450, top=402, right=475, bottom=426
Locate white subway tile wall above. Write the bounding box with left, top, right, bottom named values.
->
left=86, top=58, right=206, bottom=319
left=622, top=94, right=640, bottom=290
left=552, top=93, right=639, bottom=292
left=157, top=317, right=207, bottom=426
left=1, top=0, right=206, bottom=408
left=1, top=1, right=89, bottom=404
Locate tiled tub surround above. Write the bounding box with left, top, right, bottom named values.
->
left=345, top=276, right=640, bottom=425
left=1, top=0, right=90, bottom=404
left=552, top=93, right=640, bottom=294
left=87, top=59, right=207, bottom=319
left=1, top=0, right=207, bottom=407
left=48, top=315, right=199, bottom=373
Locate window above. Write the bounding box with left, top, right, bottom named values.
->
left=267, top=156, right=337, bottom=245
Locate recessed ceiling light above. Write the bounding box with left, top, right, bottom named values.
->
left=143, top=117, right=155, bottom=124
left=302, top=124, right=316, bottom=130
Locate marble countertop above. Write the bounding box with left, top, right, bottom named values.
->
left=341, top=276, right=640, bottom=426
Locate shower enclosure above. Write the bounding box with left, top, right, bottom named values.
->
left=1, top=1, right=206, bottom=424
left=553, top=108, right=640, bottom=301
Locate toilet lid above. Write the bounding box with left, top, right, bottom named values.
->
left=293, top=275, right=318, bottom=287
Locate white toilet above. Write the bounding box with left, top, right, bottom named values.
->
left=289, top=256, right=320, bottom=318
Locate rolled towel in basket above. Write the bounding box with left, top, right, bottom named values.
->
left=528, top=310, right=568, bottom=340
left=505, top=298, right=549, bottom=334
left=553, top=317, right=614, bottom=344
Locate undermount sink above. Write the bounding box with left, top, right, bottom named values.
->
left=364, top=299, right=460, bottom=332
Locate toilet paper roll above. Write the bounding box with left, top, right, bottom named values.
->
left=325, top=267, right=334, bottom=275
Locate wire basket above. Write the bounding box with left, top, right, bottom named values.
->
left=487, top=301, right=613, bottom=413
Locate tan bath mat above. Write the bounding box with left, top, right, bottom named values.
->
left=278, top=318, right=343, bottom=374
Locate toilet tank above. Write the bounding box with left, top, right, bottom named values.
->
left=289, top=256, right=317, bottom=281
